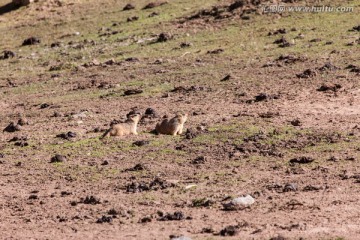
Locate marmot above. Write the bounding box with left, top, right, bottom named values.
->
left=155, top=113, right=188, bottom=136
left=101, top=113, right=141, bottom=139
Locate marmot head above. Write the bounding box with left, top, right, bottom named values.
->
left=175, top=112, right=188, bottom=124
left=128, top=113, right=141, bottom=123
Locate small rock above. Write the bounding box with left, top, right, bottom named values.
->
left=223, top=195, right=255, bottom=210
left=170, top=236, right=192, bottom=240
left=283, top=183, right=297, bottom=192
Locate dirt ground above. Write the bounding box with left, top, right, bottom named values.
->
left=0, top=0, right=359, bottom=239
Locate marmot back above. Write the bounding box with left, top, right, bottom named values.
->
left=155, top=113, right=188, bottom=136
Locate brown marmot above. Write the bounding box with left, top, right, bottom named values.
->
left=155, top=113, right=188, bottom=136
left=101, top=113, right=141, bottom=139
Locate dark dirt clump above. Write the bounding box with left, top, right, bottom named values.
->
left=191, top=198, right=215, bottom=207
left=290, top=119, right=301, bottom=126
left=56, top=131, right=77, bottom=140
left=127, top=16, right=139, bottom=22
left=317, top=62, right=339, bottom=72
left=192, top=156, right=207, bottom=164
left=350, top=25, right=360, bottom=31
left=270, top=235, right=288, bottom=240
left=254, top=93, right=280, bottom=102
left=345, top=64, right=360, bottom=73
left=143, top=2, right=167, bottom=10
left=268, top=28, right=287, bottom=35
left=40, top=103, right=50, bottom=109
left=22, top=37, right=41, bottom=46
left=220, top=74, right=232, bottom=81
left=50, top=154, right=66, bottom=163
left=125, top=163, right=147, bottom=172
left=185, top=128, right=199, bottom=139
left=317, top=83, right=342, bottom=92
left=126, top=178, right=175, bottom=193
left=123, top=3, right=135, bottom=11
left=81, top=196, right=101, bottom=205
left=275, top=54, right=306, bottom=64
left=124, top=89, right=143, bottom=96
left=273, top=36, right=292, bottom=47
left=0, top=50, right=16, bottom=59
left=296, top=69, right=317, bottom=78
left=157, top=32, right=172, bottom=42
left=133, top=140, right=150, bottom=147
left=219, top=225, right=239, bottom=236
left=158, top=211, right=185, bottom=221
left=96, top=216, right=112, bottom=223
left=3, top=122, right=21, bottom=132
left=289, top=156, right=314, bottom=164
left=171, top=85, right=209, bottom=94
left=125, top=57, right=140, bottom=62
left=207, top=48, right=224, bottom=54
